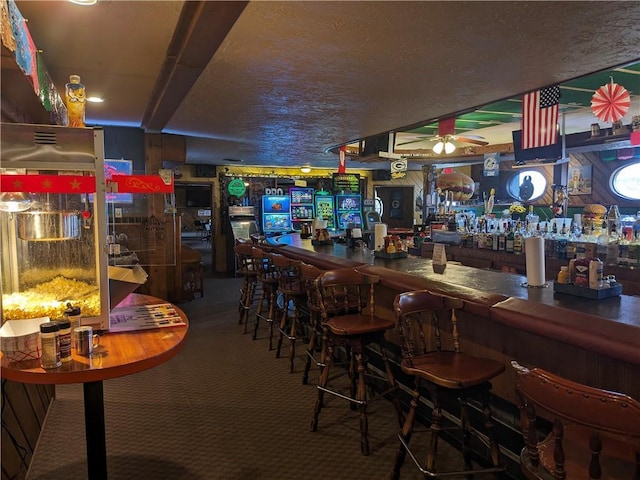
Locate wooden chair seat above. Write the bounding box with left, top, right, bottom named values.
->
left=401, top=351, right=505, bottom=389
left=326, top=314, right=394, bottom=336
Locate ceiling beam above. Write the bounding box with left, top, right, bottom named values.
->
left=142, top=1, right=248, bottom=132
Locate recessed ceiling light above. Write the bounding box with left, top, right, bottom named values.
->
left=87, top=97, right=104, bottom=103
left=300, top=166, right=311, bottom=173
left=69, top=0, right=98, bottom=5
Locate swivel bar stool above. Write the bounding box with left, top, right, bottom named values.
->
left=310, top=268, right=403, bottom=456
left=391, top=290, right=505, bottom=479
left=252, top=247, right=279, bottom=349
left=300, top=263, right=324, bottom=385
left=234, top=241, right=258, bottom=333
left=273, top=255, right=308, bottom=373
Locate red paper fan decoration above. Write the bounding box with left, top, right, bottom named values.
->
left=591, top=80, right=631, bottom=123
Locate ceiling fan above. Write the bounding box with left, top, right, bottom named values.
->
left=396, top=117, right=488, bottom=152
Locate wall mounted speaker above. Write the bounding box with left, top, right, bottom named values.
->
left=194, top=164, right=217, bottom=177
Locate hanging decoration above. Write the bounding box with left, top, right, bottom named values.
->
left=337, top=145, right=346, bottom=173
left=591, top=78, right=631, bottom=123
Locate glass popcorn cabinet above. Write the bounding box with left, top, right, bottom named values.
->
left=0, top=123, right=110, bottom=329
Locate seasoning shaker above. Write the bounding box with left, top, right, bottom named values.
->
left=65, top=303, right=82, bottom=337
left=40, top=322, right=61, bottom=369
left=56, top=319, right=72, bottom=363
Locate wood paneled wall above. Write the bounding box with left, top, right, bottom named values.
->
left=470, top=151, right=639, bottom=211
left=1, top=381, right=55, bottom=480
left=568, top=151, right=638, bottom=209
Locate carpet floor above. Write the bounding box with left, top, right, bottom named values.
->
left=26, top=273, right=503, bottom=480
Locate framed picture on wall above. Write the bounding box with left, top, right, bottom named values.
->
left=568, top=164, right=592, bottom=195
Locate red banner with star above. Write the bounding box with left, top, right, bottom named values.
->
left=0, top=174, right=96, bottom=193
left=107, top=175, right=174, bottom=194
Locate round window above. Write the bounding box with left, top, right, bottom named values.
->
left=506, top=170, right=547, bottom=202
left=610, top=161, right=640, bottom=200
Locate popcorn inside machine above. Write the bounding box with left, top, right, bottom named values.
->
left=0, top=123, right=110, bottom=329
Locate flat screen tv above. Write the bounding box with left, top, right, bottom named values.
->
left=185, top=187, right=212, bottom=208
left=512, top=129, right=562, bottom=163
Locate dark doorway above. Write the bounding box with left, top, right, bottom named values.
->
left=176, top=184, right=213, bottom=271
left=375, top=186, right=414, bottom=229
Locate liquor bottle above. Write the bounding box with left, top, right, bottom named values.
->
left=513, top=224, right=523, bottom=255
left=498, top=224, right=506, bottom=251
left=490, top=224, right=498, bottom=251
left=605, top=223, right=619, bottom=266
left=65, top=75, right=86, bottom=128
left=506, top=225, right=515, bottom=253
left=607, top=205, right=620, bottom=237
left=596, top=220, right=609, bottom=263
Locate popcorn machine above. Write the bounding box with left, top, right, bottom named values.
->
left=0, top=123, right=110, bottom=329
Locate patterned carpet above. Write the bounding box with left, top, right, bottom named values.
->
left=26, top=273, right=507, bottom=480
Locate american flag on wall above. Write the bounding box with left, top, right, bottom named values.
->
left=522, top=85, right=560, bottom=149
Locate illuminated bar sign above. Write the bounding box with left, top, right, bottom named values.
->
left=332, top=173, right=360, bottom=194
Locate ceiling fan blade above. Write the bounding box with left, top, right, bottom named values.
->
left=396, top=138, right=430, bottom=147
left=396, top=134, right=440, bottom=147
left=452, top=135, right=488, bottom=146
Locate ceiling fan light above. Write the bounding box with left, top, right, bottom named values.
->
left=432, top=141, right=445, bottom=154
left=444, top=141, right=456, bottom=154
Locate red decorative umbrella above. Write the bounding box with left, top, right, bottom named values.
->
left=591, top=79, right=631, bottom=123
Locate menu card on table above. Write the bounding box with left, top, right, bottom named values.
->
left=109, top=303, right=186, bottom=332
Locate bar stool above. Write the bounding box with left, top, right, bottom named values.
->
left=234, top=242, right=258, bottom=333
left=272, top=255, right=308, bottom=373
left=300, top=263, right=324, bottom=385
left=310, top=268, right=403, bottom=456
left=512, top=361, right=640, bottom=479
left=390, top=290, right=505, bottom=479
left=252, top=247, right=279, bottom=349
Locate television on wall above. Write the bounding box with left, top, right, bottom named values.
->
left=512, top=130, right=562, bottom=163
left=185, top=187, right=212, bottom=208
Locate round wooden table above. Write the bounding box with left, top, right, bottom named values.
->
left=1, top=294, right=189, bottom=480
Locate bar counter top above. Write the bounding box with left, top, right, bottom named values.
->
left=268, top=233, right=640, bottom=366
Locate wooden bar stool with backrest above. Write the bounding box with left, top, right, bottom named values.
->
left=300, top=263, right=324, bottom=385
left=512, top=361, right=640, bottom=480
left=234, top=241, right=258, bottom=333
left=273, top=255, right=308, bottom=373
left=391, top=290, right=505, bottom=479
left=252, top=247, right=279, bottom=349
left=310, top=268, right=403, bottom=456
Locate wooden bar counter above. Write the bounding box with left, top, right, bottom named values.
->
left=267, top=233, right=640, bottom=406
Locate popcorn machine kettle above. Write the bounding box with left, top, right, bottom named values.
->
left=0, top=123, right=109, bottom=329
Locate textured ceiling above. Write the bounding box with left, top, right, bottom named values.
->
left=11, top=1, right=640, bottom=170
